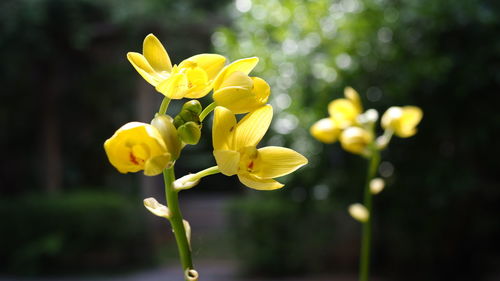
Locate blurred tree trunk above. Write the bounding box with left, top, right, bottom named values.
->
left=40, top=64, right=63, bottom=194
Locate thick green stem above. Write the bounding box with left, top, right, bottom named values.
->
left=199, top=102, right=217, bottom=122
left=158, top=97, right=171, bottom=115
left=359, top=148, right=380, bottom=281
left=163, top=166, right=193, bottom=280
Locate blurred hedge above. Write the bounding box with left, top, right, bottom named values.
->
left=0, top=191, right=150, bottom=276
left=218, top=0, right=500, bottom=280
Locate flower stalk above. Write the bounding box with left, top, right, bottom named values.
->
left=359, top=145, right=380, bottom=281
left=199, top=102, right=217, bottom=122
left=163, top=166, right=194, bottom=280
left=158, top=97, right=171, bottom=115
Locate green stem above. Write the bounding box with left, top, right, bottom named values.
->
left=158, top=97, right=171, bottom=115
left=191, top=166, right=220, bottom=181
left=359, top=148, right=380, bottom=281
left=163, top=166, right=194, bottom=280
left=199, top=102, right=217, bottom=122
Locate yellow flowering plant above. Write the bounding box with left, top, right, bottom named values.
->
left=104, top=34, right=307, bottom=281
left=310, top=87, right=422, bottom=281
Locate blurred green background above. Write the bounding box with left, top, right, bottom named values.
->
left=1, top=0, right=499, bottom=280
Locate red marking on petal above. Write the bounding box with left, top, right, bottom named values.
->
left=247, top=161, right=254, bottom=171
left=130, top=152, right=139, bottom=165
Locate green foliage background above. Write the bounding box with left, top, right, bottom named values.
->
left=216, top=0, right=500, bottom=280
left=0, top=0, right=499, bottom=280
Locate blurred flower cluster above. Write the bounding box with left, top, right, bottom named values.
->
left=311, top=87, right=423, bottom=157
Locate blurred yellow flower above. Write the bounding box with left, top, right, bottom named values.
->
left=212, top=57, right=268, bottom=114
left=328, top=87, right=363, bottom=128
left=381, top=106, right=423, bottom=138
left=104, top=122, right=171, bottom=176
left=212, top=105, right=307, bottom=190
left=310, top=118, right=341, bottom=144
left=339, top=127, right=373, bottom=155
left=127, top=34, right=226, bottom=99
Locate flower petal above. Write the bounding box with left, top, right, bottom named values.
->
left=237, top=173, right=284, bottom=190
left=233, top=105, right=273, bottom=150
left=251, top=77, right=270, bottom=104
left=144, top=153, right=171, bottom=176
left=143, top=34, right=172, bottom=73
left=399, top=106, right=423, bottom=137
left=183, top=54, right=226, bottom=80
left=310, top=118, right=340, bottom=144
left=213, top=57, right=259, bottom=90
left=328, top=99, right=360, bottom=128
left=155, top=73, right=189, bottom=99
left=213, top=87, right=261, bottom=114
left=218, top=71, right=253, bottom=89
left=252, top=146, right=308, bottom=179
left=344, top=87, right=362, bottom=113
left=127, top=52, right=160, bottom=86
left=213, top=150, right=240, bottom=176
left=212, top=106, right=237, bottom=150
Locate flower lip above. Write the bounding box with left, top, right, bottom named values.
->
left=104, top=122, right=171, bottom=176
left=212, top=106, right=308, bottom=190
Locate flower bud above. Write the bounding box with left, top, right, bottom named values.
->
left=357, top=109, right=379, bottom=125
left=183, top=100, right=203, bottom=116
left=370, top=178, right=385, bottom=194
left=348, top=203, right=369, bottom=223
left=178, top=121, right=201, bottom=145
left=174, top=100, right=202, bottom=128
left=144, top=197, right=171, bottom=219
left=174, top=174, right=200, bottom=191
left=151, top=114, right=182, bottom=160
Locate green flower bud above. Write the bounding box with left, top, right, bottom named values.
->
left=178, top=121, right=201, bottom=145
left=183, top=100, right=202, bottom=116
left=151, top=114, right=182, bottom=160
left=173, top=100, right=202, bottom=128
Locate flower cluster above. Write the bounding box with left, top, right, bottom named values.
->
left=105, top=33, right=308, bottom=188
left=310, top=87, right=423, bottom=157
left=104, top=33, right=308, bottom=280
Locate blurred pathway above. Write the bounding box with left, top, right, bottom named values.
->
left=0, top=260, right=356, bottom=281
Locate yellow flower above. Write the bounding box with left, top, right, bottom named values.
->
left=328, top=87, right=363, bottom=128
left=212, top=57, right=268, bottom=114
left=339, top=127, right=373, bottom=155
left=212, top=105, right=308, bottom=190
left=310, top=118, right=341, bottom=144
left=104, top=122, right=171, bottom=176
left=127, top=34, right=226, bottom=99
left=381, top=106, right=423, bottom=138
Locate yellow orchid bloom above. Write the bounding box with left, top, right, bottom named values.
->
left=211, top=57, right=269, bottom=114
left=104, top=122, right=171, bottom=176
left=213, top=71, right=270, bottom=114
left=310, top=118, right=341, bottom=144
left=127, top=34, right=226, bottom=99
left=339, top=126, right=373, bottom=155
left=212, top=57, right=259, bottom=90
left=381, top=106, right=423, bottom=138
left=328, top=87, right=363, bottom=128
left=212, top=105, right=308, bottom=190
